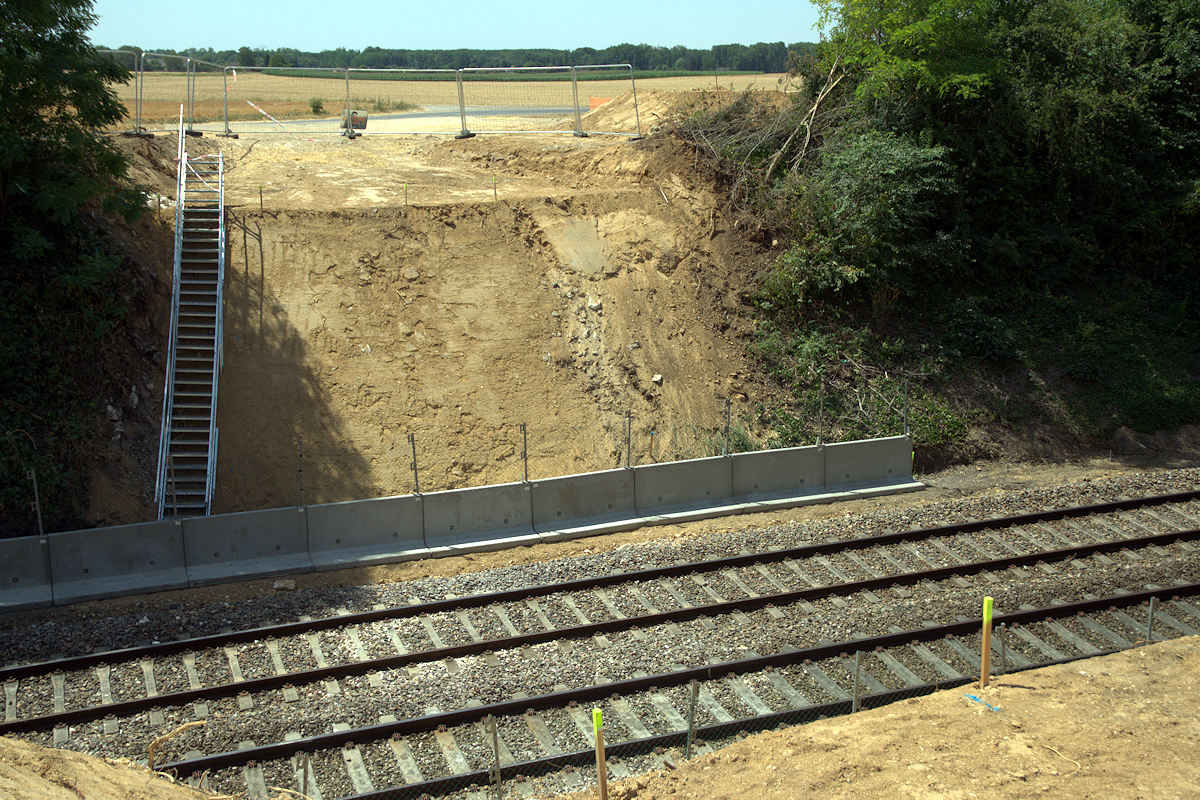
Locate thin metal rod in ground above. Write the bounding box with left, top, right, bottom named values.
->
left=685, top=680, right=699, bottom=758
left=852, top=650, right=862, bottom=712
left=1146, top=597, right=1158, bottom=643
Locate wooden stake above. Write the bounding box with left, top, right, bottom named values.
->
left=593, top=708, right=608, bottom=800
left=980, top=596, right=994, bottom=689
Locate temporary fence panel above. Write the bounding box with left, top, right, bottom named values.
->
left=96, top=49, right=142, bottom=133
left=575, top=64, right=642, bottom=137
left=139, top=53, right=194, bottom=132
left=220, top=67, right=352, bottom=136
left=346, top=69, right=460, bottom=135
left=458, top=66, right=581, bottom=135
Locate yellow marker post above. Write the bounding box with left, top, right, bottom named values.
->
left=980, top=596, right=994, bottom=689
left=593, top=708, right=608, bottom=800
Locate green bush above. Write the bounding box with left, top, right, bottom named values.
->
left=309, top=97, right=324, bottom=114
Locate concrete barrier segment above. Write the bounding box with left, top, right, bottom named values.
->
left=731, top=445, right=825, bottom=502
left=633, top=456, right=734, bottom=516
left=824, top=435, right=913, bottom=489
left=422, top=482, right=539, bottom=555
left=0, top=536, right=53, bottom=611
left=182, top=506, right=313, bottom=586
left=47, top=520, right=188, bottom=606
left=532, top=468, right=637, bottom=542
left=307, top=494, right=428, bottom=571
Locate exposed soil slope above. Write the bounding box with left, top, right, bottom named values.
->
left=108, top=127, right=775, bottom=514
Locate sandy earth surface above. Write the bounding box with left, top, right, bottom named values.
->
left=99, top=90, right=777, bottom=519
left=3, top=636, right=1195, bottom=800
left=557, top=636, right=1200, bottom=800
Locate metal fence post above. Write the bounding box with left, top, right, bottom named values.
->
left=685, top=680, right=699, bottom=758
left=1146, top=597, right=1158, bottom=644
left=629, top=64, right=643, bottom=138
left=903, top=378, right=910, bottom=435
left=135, top=50, right=144, bottom=134
left=455, top=70, right=475, bottom=139
left=998, top=623, right=1008, bottom=675
left=169, top=455, right=178, bottom=521
left=570, top=67, right=587, bottom=138
left=624, top=410, right=632, bottom=468
left=722, top=397, right=732, bottom=456
left=408, top=433, right=421, bottom=495
left=344, top=68, right=356, bottom=139
left=221, top=67, right=232, bottom=137
left=297, top=437, right=304, bottom=507
left=27, top=468, right=44, bottom=537
left=852, top=650, right=862, bottom=712
left=520, top=422, right=529, bottom=482
left=817, top=382, right=825, bottom=446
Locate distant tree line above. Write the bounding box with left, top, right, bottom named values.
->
left=98, top=42, right=818, bottom=72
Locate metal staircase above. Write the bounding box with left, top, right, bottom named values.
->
left=156, top=117, right=226, bottom=519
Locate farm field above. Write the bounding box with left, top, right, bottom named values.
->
left=114, top=70, right=793, bottom=125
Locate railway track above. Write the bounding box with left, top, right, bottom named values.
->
left=3, top=491, right=1199, bottom=799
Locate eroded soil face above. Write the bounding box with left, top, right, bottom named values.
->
left=108, top=98, right=775, bottom=516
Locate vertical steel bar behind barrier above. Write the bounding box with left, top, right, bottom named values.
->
left=186, top=59, right=194, bottom=133
left=408, top=433, right=421, bottom=494
left=520, top=422, right=529, bottom=482
left=625, top=411, right=632, bottom=468
left=903, top=378, right=910, bottom=435
left=722, top=398, right=732, bottom=456
left=27, top=468, right=44, bottom=537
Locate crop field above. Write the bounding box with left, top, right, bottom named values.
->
left=114, top=71, right=792, bottom=125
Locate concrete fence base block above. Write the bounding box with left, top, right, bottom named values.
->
left=0, top=536, right=52, bottom=611
left=633, top=456, right=734, bottom=516
left=422, top=483, right=539, bottom=555
left=48, top=521, right=188, bottom=606
left=183, top=507, right=312, bottom=586
left=825, top=435, right=913, bottom=490
left=732, top=445, right=825, bottom=501
left=532, top=468, right=637, bottom=542
left=307, top=495, right=428, bottom=570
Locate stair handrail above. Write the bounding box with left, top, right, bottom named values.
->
left=154, top=107, right=187, bottom=519
left=205, top=150, right=226, bottom=510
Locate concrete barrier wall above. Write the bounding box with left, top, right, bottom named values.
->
left=634, top=456, right=734, bottom=516
left=731, top=445, right=825, bottom=501
left=0, top=536, right=52, bottom=611
left=824, top=435, right=913, bottom=489
left=307, top=494, right=427, bottom=571
left=422, top=482, right=539, bottom=554
left=532, top=468, right=637, bottom=540
left=0, top=436, right=917, bottom=608
left=182, top=506, right=311, bottom=585
left=48, top=520, right=188, bottom=605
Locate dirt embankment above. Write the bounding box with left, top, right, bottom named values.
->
left=558, top=636, right=1200, bottom=800
left=101, top=114, right=777, bottom=517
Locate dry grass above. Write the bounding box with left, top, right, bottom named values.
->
left=114, top=71, right=794, bottom=124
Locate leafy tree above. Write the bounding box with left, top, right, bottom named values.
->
left=0, top=0, right=144, bottom=535
left=236, top=46, right=255, bottom=66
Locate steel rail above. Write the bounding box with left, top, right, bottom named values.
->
left=1, top=526, right=1195, bottom=735
left=5, top=489, right=1197, bottom=683
left=341, top=648, right=1105, bottom=800
left=157, top=582, right=1199, bottom=776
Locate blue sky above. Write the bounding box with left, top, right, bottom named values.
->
left=88, top=0, right=823, bottom=52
